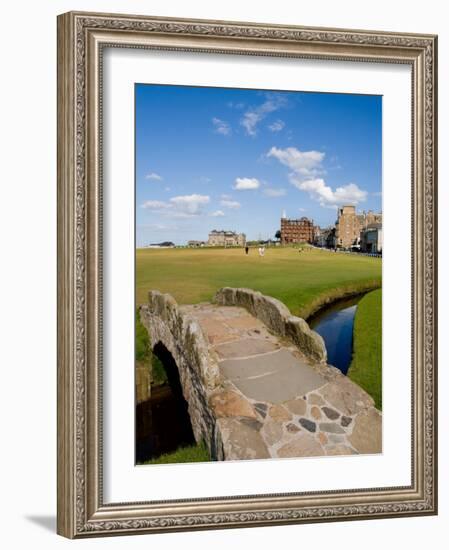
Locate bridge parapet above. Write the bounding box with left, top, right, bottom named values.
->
left=145, top=290, right=221, bottom=390
left=214, top=287, right=327, bottom=363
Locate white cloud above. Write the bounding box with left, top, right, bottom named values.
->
left=263, top=187, right=286, bottom=197
left=290, top=176, right=367, bottom=208
left=212, top=117, right=231, bottom=136
left=141, top=200, right=171, bottom=209
left=169, top=194, right=210, bottom=215
left=332, top=183, right=368, bottom=204
left=220, top=194, right=232, bottom=200
left=268, top=146, right=368, bottom=208
left=220, top=199, right=241, bottom=209
left=241, top=94, right=287, bottom=136
left=145, top=172, right=163, bottom=181
left=233, top=177, right=260, bottom=190
left=210, top=210, right=225, bottom=217
left=268, top=120, right=285, bottom=132
left=140, top=194, right=210, bottom=217
left=267, top=146, right=325, bottom=178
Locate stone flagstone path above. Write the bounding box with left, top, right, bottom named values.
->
left=180, top=301, right=382, bottom=460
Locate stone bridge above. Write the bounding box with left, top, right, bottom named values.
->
left=140, top=287, right=382, bottom=461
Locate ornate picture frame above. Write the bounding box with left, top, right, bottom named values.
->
left=57, top=11, right=437, bottom=538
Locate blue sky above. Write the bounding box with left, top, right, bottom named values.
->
left=135, top=84, right=382, bottom=246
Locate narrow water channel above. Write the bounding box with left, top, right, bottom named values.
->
left=308, top=294, right=365, bottom=375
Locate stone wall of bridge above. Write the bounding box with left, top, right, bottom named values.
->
left=140, top=291, right=223, bottom=459
left=214, top=287, right=327, bottom=363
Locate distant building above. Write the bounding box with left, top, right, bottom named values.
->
left=280, top=216, right=314, bottom=244
left=360, top=223, right=383, bottom=254
left=207, top=230, right=246, bottom=247
left=326, top=227, right=337, bottom=249
left=361, top=210, right=383, bottom=229
left=335, top=206, right=382, bottom=248
left=148, top=241, right=175, bottom=248
left=187, top=240, right=206, bottom=247
left=314, top=226, right=335, bottom=248
left=335, top=206, right=360, bottom=248
left=313, top=226, right=324, bottom=246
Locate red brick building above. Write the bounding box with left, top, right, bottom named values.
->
left=280, top=217, right=314, bottom=244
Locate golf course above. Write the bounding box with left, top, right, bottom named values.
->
left=136, top=246, right=381, bottom=319
left=136, top=245, right=382, bottom=463
left=136, top=246, right=382, bottom=396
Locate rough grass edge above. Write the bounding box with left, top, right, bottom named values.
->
left=142, top=441, right=210, bottom=465
left=347, top=289, right=382, bottom=410
left=301, top=279, right=381, bottom=320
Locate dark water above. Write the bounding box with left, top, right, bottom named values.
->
left=135, top=344, right=195, bottom=464
left=308, top=295, right=364, bottom=375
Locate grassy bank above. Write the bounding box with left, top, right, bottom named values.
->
left=135, top=309, right=168, bottom=386
left=136, top=247, right=381, bottom=319
left=136, top=308, right=151, bottom=362
left=143, top=441, right=210, bottom=465
left=348, top=289, right=382, bottom=410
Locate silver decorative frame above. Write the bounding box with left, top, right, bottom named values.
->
left=57, top=11, right=438, bottom=538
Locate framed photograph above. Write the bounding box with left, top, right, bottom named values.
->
left=57, top=11, right=438, bottom=538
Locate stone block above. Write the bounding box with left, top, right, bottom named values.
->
left=319, top=422, right=345, bottom=434
left=284, top=398, right=307, bottom=416
left=320, top=377, right=375, bottom=416
left=348, top=408, right=382, bottom=454
left=277, top=433, right=324, bottom=458
left=218, top=417, right=270, bottom=460
left=262, top=420, right=284, bottom=446
left=268, top=404, right=292, bottom=422
left=209, top=390, right=257, bottom=419
left=326, top=445, right=357, bottom=456
left=299, top=418, right=316, bottom=432
left=285, top=316, right=327, bottom=363
left=307, top=393, right=325, bottom=406
left=322, top=406, right=340, bottom=420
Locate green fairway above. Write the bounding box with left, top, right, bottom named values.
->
left=136, top=246, right=381, bottom=319
left=348, top=289, right=382, bottom=410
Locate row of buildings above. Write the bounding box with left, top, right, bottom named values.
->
left=280, top=205, right=383, bottom=253
left=185, top=206, right=382, bottom=253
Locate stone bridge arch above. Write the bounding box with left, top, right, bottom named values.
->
left=140, top=291, right=223, bottom=460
